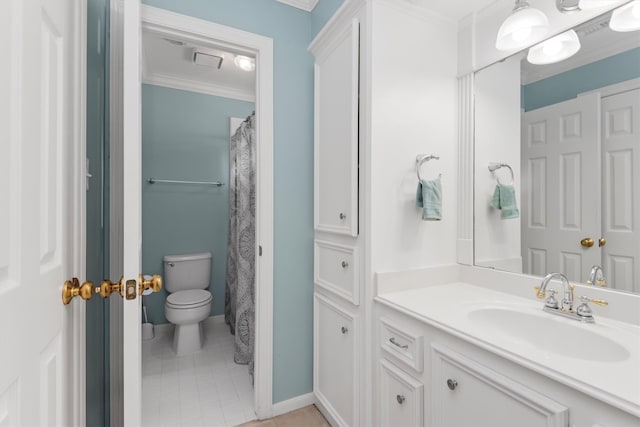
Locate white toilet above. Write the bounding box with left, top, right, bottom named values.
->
left=163, top=252, right=213, bottom=355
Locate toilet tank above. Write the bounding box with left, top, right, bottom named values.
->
left=163, top=252, right=212, bottom=293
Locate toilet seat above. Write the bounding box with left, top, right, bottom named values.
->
left=166, top=289, right=212, bottom=309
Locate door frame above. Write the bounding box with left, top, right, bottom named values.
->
left=71, top=0, right=88, bottom=425
left=110, top=3, right=275, bottom=422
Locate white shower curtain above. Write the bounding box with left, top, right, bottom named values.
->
left=225, top=112, right=256, bottom=374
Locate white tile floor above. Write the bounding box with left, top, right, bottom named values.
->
left=142, top=318, right=256, bottom=427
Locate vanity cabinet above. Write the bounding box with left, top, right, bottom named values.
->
left=431, top=344, right=568, bottom=427
left=314, top=293, right=360, bottom=427
left=379, top=359, right=423, bottom=427
left=375, top=302, right=640, bottom=427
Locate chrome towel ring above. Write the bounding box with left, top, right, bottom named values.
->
left=416, top=154, right=440, bottom=181
left=488, top=162, right=514, bottom=186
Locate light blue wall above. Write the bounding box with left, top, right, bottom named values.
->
left=523, top=48, right=640, bottom=111
left=311, top=0, right=344, bottom=37
left=142, top=84, right=254, bottom=324
left=142, top=0, right=319, bottom=404
left=86, top=0, right=109, bottom=425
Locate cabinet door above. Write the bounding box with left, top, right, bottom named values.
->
left=431, top=344, right=568, bottom=427
left=379, top=360, right=423, bottom=427
left=314, top=19, right=359, bottom=236
left=314, top=293, right=359, bottom=426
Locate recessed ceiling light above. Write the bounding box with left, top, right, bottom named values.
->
left=234, top=55, right=255, bottom=72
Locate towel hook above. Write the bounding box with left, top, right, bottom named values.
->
left=416, top=154, right=440, bottom=181
left=488, top=162, right=514, bottom=186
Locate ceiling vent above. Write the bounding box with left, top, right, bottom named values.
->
left=192, top=49, right=224, bottom=69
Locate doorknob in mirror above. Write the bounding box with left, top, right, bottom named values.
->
left=598, top=237, right=606, bottom=247
left=580, top=238, right=594, bottom=248
left=62, top=278, right=95, bottom=305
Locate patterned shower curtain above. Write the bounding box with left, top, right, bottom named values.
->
left=225, top=112, right=256, bottom=374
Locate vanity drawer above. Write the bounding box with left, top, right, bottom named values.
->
left=380, top=317, right=424, bottom=373
left=379, top=359, right=423, bottom=427
left=314, top=240, right=359, bottom=305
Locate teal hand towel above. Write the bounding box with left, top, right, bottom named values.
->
left=490, top=184, right=519, bottom=219
left=416, top=177, right=442, bottom=220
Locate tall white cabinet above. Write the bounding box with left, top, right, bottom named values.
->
left=310, top=5, right=364, bottom=427
left=310, top=0, right=460, bottom=425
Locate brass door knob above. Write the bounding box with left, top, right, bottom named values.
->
left=62, top=278, right=95, bottom=305
left=138, top=274, right=162, bottom=295
left=96, top=277, right=124, bottom=299
left=599, top=237, right=607, bottom=247
left=580, top=238, right=594, bottom=248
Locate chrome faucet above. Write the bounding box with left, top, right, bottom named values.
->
left=588, top=265, right=606, bottom=287
left=535, top=272, right=608, bottom=323
left=537, top=272, right=574, bottom=311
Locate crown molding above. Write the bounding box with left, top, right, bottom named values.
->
left=275, top=0, right=319, bottom=12
left=142, top=71, right=256, bottom=103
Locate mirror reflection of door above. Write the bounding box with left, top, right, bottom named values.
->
left=522, top=87, right=640, bottom=291
left=521, top=93, right=601, bottom=283
left=474, top=9, right=640, bottom=293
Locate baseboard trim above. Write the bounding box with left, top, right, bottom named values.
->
left=272, top=392, right=317, bottom=417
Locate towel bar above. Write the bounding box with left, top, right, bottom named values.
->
left=488, top=163, right=514, bottom=186
left=416, top=154, right=440, bottom=181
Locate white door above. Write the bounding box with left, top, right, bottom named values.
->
left=522, top=92, right=601, bottom=282
left=601, top=88, right=640, bottom=293
left=0, top=0, right=85, bottom=425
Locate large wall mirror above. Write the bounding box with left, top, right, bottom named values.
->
left=474, top=8, right=640, bottom=294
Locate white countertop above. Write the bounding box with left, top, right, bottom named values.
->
left=376, top=282, right=640, bottom=417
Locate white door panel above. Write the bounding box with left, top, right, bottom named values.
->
left=0, top=0, right=82, bottom=425
left=522, top=93, right=601, bottom=282
left=602, top=89, right=640, bottom=292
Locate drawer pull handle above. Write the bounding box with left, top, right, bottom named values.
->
left=339, top=212, right=347, bottom=220
left=396, top=395, right=406, bottom=404
left=341, top=261, right=349, bottom=269
left=389, top=337, right=408, bottom=349
left=447, top=379, right=458, bottom=391
left=341, top=326, right=348, bottom=334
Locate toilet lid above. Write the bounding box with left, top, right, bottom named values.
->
left=166, top=289, right=212, bottom=308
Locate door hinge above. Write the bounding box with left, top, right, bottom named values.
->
left=259, top=245, right=263, bottom=256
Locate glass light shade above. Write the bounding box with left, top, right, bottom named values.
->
left=496, top=5, right=551, bottom=51
left=234, top=55, right=255, bottom=71
left=527, top=30, right=581, bottom=64
left=578, top=0, right=618, bottom=10
left=609, top=0, right=640, bottom=31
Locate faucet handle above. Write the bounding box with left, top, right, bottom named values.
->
left=579, top=295, right=608, bottom=307
left=544, top=289, right=559, bottom=309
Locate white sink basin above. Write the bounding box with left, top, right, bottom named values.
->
left=468, top=307, right=631, bottom=362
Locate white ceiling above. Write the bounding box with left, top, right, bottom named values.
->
left=141, top=30, right=256, bottom=102
left=405, top=0, right=500, bottom=21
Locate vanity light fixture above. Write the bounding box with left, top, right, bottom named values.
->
left=234, top=55, right=256, bottom=72
left=496, top=0, right=551, bottom=51
left=609, top=0, right=640, bottom=31
left=527, top=29, right=582, bottom=64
